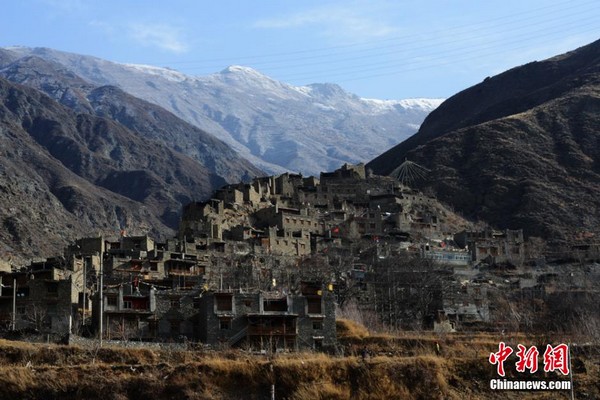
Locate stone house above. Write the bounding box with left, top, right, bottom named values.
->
left=248, top=227, right=311, bottom=256
left=368, top=193, right=403, bottom=213
left=421, top=244, right=471, bottom=267
left=198, top=282, right=336, bottom=351
left=215, top=186, right=244, bottom=206
left=454, top=229, right=525, bottom=266
left=0, top=267, right=81, bottom=334
left=274, top=173, right=304, bottom=198
left=439, top=281, right=490, bottom=330
left=352, top=209, right=386, bottom=237
left=97, top=282, right=202, bottom=341
left=179, top=199, right=225, bottom=240
left=253, top=205, right=321, bottom=235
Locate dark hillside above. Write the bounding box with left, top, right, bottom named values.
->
left=368, top=39, right=600, bottom=239
left=0, top=77, right=228, bottom=259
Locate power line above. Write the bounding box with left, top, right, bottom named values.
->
left=254, top=6, right=600, bottom=72
left=141, top=0, right=598, bottom=71
left=268, top=19, right=600, bottom=83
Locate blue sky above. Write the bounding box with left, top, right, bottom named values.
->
left=2, top=0, right=599, bottom=99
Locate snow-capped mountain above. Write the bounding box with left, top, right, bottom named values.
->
left=6, top=47, right=443, bottom=176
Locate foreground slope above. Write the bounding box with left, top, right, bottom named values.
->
left=0, top=327, right=596, bottom=400
left=4, top=47, right=442, bottom=176
left=368, top=39, right=600, bottom=239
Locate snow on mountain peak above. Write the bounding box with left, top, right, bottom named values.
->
left=0, top=47, right=445, bottom=176
left=215, top=65, right=302, bottom=98
left=221, top=65, right=262, bottom=75
left=306, top=83, right=349, bottom=99
left=361, top=97, right=445, bottom=114
left=122, top=63, right=189, bottom=82
left=219, top=65, right=277, bottom=83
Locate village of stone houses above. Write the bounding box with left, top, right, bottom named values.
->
left=0, top=162, right=596, bottom=351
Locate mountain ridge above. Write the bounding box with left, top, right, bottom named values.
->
left=3, top=46, right=442, bottom=176
left=0, top=52, right=262, bottom=185
left=367, top=38, right=600, bottom=239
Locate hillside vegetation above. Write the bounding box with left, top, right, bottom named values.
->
left=0, top=320, right=597, bottom=399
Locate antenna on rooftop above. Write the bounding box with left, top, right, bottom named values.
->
left=389, top=158, right=430, bottom=186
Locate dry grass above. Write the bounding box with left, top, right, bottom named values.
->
left=336, top=318, right=370, bottom=340
left=0, top=333, right=596, bottom=400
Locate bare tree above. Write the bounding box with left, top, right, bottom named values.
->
left=367, top=255, right=452, bottom=330
left=25, top=303, right=49, bottom=332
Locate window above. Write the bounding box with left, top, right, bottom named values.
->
left=148, top=320, right=158, bottom=335
left=215, top=294, right=233, bottom=312
left=312, top=320, right=323, bottom=330
left=170, top=299, right=180, bottom=308
left=263, top=298, right=287, bottom=312
left=47, top=282, right=58, bottom=295
left=307, top=297, right=322, bottom=314
left=123, top=301, right=132, bottom=309
left=170, top=320, right=180, bottom=335
left=107, top=296, right=117, bottom=306
left=219, top=319, right=231, bottom=330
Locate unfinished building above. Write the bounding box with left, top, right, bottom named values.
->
left=198, top=282, right=336, bottom=351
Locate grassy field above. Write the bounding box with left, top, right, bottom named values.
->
left=0, top=321, right=596, bottom=399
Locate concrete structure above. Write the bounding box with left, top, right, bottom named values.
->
left=0, top=267, right=80, bottom=334
left=454, top=229, right=525, bottom=266
left=96, top=282, right=203, bottom=341
left=198, top=282, right=336, bottom=351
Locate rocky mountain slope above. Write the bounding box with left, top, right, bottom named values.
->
left=3, top=47, right=442, bottom=176
left=0, top=51, right=262, bottom=186
left=0, top=78, right=159, bottom=261
left=0, top=75, right=260, bottom=261
left=368, top=39, right=600, bottom=240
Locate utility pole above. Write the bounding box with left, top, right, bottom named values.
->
left=270, top=362, right=275, bottom=400
left=99, top=252, right=103, bottom=347
left=82, top=257, right=87, bottom=326
left=12, top=278, right=16, bottom=330
left=569, top=343, right=574, bottom=400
